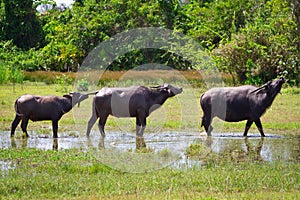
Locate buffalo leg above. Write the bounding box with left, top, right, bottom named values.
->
left=98, top=114, right=108, bottom=138
left=139, top=117, right=147, bottom=137
left=20, top=117, right=29, bottom=137
left=243, top=120, right=253, bottom=137
left=254, top=119, right=265, bottom=137
left=136, top=117, right=141, bottom=136
left=201, top=115, right=213, bottom=136
left=52, top=120, right=59, bottom=138
left=207, top=126, right=213, bottom=136
left=136, top=113, right=146, bottom=137
left=11, top=115, right=21, bottom=137
left=86, top=113, right=98, bottom=137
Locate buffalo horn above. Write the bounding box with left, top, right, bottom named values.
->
left=250, top=82, right=269, bottom=94
left=85, top=91, right=98, bottom=95
left=150, top=85, right=161, bottom=89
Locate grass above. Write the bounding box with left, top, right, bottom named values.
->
left=0, top=148, right=300, bottom=199
left=0, top=71, right=300, bottom=199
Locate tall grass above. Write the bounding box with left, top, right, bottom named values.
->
left=0, top=62, right=23, bottom=84
left=23, top=70, right=233, bottom=88
left=23, top=71, right=76, bottom=84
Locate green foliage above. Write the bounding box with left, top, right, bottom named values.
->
left=0, top=63, right=24, bottom=84
left=0, top=62, right=9, bottom=84
left=214, top=0, right=299, bottom=85
left=8, top=65, right=24, bottom=84
left=55, top=74, right=73, bottom=92
left=0, top=0, right=299, bottom=85
left=0, top=41, right=24, bottom=84
left=76, top=77, right=90, bottom=91
left=176, top=0, right=259, bottom=48
left=0, top=40, right=46, bottom=73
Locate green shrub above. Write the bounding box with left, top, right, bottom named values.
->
left=55, top=74, right=73, bottom=93
left=0, top=63, right=8, bottom=84
left=8, top=65, right=23, bottom=84
left=0, top=62, right=23, bottom=84
left=214, top=0, right=299, bottom=85
left=76, top=77, right=90, bottom=92
left=0, top=0, right=299, bottom=87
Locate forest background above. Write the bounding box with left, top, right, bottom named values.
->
left=0, top=0, right=299, bottom=86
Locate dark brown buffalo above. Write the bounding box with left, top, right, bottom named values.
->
left=86, top=84, right=183, bottom=137
left=200, top=77, right=285, bottom=137
left=11, top=92, right=89, bottom=138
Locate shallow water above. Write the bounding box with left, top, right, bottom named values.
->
left=0, top=160, right=15, bottom=178
left=1, top=131, right=299, bottom=172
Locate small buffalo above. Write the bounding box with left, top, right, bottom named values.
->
left=200, top=77, right=285, bottom=137
left=11, top=92, right=89, bottom=138
left=86, top=84, right=183, bottom=137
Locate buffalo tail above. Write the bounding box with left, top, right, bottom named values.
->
left=14, top=99, right=24, bottom=117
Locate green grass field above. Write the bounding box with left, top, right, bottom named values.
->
left=0, top=146, right=300, bottom=199
left=0, top=73, right=300, bottom=199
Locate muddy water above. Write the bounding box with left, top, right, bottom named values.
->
left=1, top=131, right=299, bottom=172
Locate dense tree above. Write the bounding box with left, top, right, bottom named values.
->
left=288, top=0, right=300, bottom=60
left=0, top=1, right=4, bottom=41
left=215, top=0, right=298, bottom=84
left=3, top=0, right=44, bottom=49
left=0, top=0, right=298, bottom=84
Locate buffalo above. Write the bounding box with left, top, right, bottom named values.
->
left=11, top=92, right=89, bottom=138
left=200, top=77, right=285, bottom=137
left=86, top=84, right=183, bottom=137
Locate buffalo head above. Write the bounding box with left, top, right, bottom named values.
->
left=250, top=77, right=285, bottom=97
left=151, top=83, right=183, bottom=97
left=68, top=92, right=89, bottom=107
